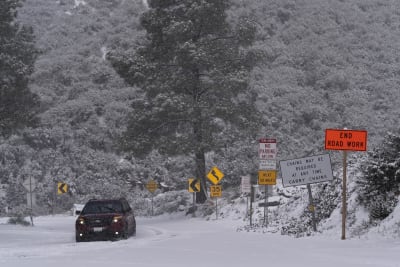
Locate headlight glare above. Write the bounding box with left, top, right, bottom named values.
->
left=112, top=216, right=123, bottom=223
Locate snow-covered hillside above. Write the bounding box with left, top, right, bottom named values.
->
left=1, top=0, right=399, bottom=245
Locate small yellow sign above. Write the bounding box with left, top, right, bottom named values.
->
left=188, top=178, right=201, bottom=192
left=210, top=185, right=222, bottom=198
left=57, top=182, right=68, bottom=195
left=146, top=180, right=158, bottom=193
left=207, top=166, right=224, bottom=185
left=258, top=170, right=277, bottom=185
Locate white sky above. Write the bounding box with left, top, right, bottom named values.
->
left=1, top=213, right=400, bottom=267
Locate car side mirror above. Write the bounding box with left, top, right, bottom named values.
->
left=75, top=210, right=81, bottom=216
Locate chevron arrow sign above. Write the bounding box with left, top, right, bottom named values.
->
left=57, top=182, right=68, bottom=195
left=188, top=178, right=200, bottom=192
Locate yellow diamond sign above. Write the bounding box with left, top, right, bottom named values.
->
left=207, top=166, right=224, bottom=185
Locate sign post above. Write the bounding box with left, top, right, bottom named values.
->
left=307, top=184, right=317, bottom=232
left=207, top=167, right=224, bottom=220
left=22, top=177, right=36, bottom=226
left=280, top=153, right=334, bottom=232
left=342, top=150, right=348, bottom=240
left=324, top=128, right=367, bottom=240
left=241, top=175, right=251, bottom=219
left=188, top=178, right=200, bottom=207
left=210, top=185, right=222, bottom=219
left=146, top=180, right=158, bottom=216
left=258, top=138, right=277, bottom=227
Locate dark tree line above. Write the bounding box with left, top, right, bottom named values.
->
left=0, top=0, right=39, bottom=138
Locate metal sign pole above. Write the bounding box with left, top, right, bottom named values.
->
left=52, top=181, right=57, bottom=216
left=250, top=186, right=253, bottom=227
left=264, top=185, right=269, bottom=227
left=246, top=196, right=249, bottom=220
left=307, top=184, right=317, bottom=231
left=215, top=198, right=218, bottom=220
left=151, top=195, right=154, bottom=216
left=29, top=176, right=34, bottom=226
left=342, top=150, right=348, bottom=240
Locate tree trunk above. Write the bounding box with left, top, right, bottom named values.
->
left=195, top=149, right=207, bottom=203
left=193, top=106, right=207, bottom=203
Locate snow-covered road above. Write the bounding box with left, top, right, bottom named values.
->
left=1, top=214, right=400, bottom=267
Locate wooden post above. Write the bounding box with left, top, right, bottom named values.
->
left=341, top=150, right=348, bottom=240
left=263, top=185, right=268, bottom=227
left=250, top=185, right=254, bottom=227
left=29, top=176, right=34, bottom=226
left=215, top=198, right=218, bottom=220
left=307, top=184, right=317, bottom=232
left=152, top=195, right=154, bottom=216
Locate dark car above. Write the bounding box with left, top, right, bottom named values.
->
left=75, top=198, right=136, bottom=242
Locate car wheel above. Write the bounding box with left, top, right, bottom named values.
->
left=132, top=226, right=136, bottom=237
left=76, top=235, right=84, bottom=242
left=122, top=226, right=129, bottom=240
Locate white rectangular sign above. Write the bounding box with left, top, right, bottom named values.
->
left=240, top=175, right=251, bottom=194
left=259, top=139, right=277, bottom=160
left=22, top=177, right=37, bottom=192
left=280, top=154, right=333, bottom=187
left=259, top=160, right=276, bottom=170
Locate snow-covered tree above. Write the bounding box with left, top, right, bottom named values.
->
left=357, top=132, right=400, bottom=220
left=108, top=0, right=260, bottom=203
left=0, top=0, right=39, bottom=137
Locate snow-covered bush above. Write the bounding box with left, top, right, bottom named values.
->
left=7, top=215, right=30, bottom=226
left=152, top=190, right=191, bottom=215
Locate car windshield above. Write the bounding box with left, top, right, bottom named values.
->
left=81, top=201, right=123, bottom=215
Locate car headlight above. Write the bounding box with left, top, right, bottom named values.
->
left=112, top=216, right=123, bottom=223
left=77, top=217, right=85, bottom=225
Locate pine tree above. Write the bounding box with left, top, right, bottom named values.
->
left=108, top=0, right=260, bottom=203
left=357, top=132, right=400, bottom=220
left=0, top=0, right=39, bottom=138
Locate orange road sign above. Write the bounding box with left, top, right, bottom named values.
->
left=325, top=129, right=367, bottom=151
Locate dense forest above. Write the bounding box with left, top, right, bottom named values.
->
left=1, top=0, right=399, bottom=234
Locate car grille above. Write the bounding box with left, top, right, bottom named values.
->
left=86, top=217, right=112, bottom=227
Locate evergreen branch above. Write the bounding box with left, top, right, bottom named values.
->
left=146, top=118, right=192, bottom=135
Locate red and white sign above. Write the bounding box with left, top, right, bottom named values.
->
left=240, top=175, right=251, bottom=194
left=259, top=139, right=277, bottom=160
